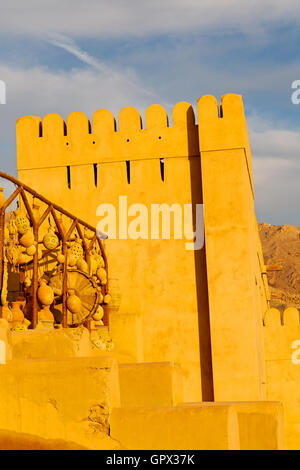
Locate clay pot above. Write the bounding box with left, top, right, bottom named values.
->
left=104, top=294, right=111, bottom=304
left=70, top=239, right=84, bottom=260
left=38, top=305, right=54, bottom=322
left=1, top=302, right=12, bottom=322
left=67, top=253, right=77, bottom=267
left=0, top=187, right=5, bottom=209
left=43, top=227, right=59, bottom=250
left=67, top=289, right=81, bottom=314
left=93, top=305, right=104, bottom=322
left=11, top=301, right=24, bottom=325
left=18, top=252, right=30, bottom=265
left=96, top=267, right=107, bottom=283
left=76, top=258, right=88, bottom=273
left=19, top=230, right=34, bottom=248
left=37, top=279, right=54, bottom=306
left=57, top=253, right=65, bottom=264
left=14, top=209, right=30, bottom=235
left=26, top=244, right=36, bottom=256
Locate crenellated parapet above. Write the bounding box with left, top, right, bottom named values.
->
left=17, top=102, right=199, bottom=171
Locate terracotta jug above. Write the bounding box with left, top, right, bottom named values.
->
left=1, top=302, right=12, bottom=322
left=67, top=289, right=81, bottom=314
left=11, top=301, right=24, bottom=326
left=37, top=279, right=54, bottom=306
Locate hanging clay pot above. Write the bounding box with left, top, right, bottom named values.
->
left=37, top=279, right=54, bottom=306
left=69, top=239, right=83, bottom=260
left=104, top=294, right=111, bottom=304
left=14, top=209, right=30, bottom=235
left=96, top=267, right=107, bottom=283
left=0, top=187, right=5, bottom=209
left=93, top=305, right=104, bottom=322
left=67, top=254, right=77, bottom=267
left=76, top=258, right=88, bottom=273
left=19, top=229, right=34, bottom=248
left=43, top=227, right=59, bottom=250
left=57, top=253, right=65, bottom=264
left=26, top=244, right=36, bottom=256
left=67, top=289, right=81, bottom=313
left=18, top=252, right=30, bottom=265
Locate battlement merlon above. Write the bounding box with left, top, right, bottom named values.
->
left=16, top=94, right=253, bottom=190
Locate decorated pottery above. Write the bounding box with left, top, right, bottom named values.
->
left=69, top=239, right=83, bottom=260
left=37, top=279, right=54, bottom=306
left=67, top=289, right=81, bottom=314
left=0, top=187, right=5, bottom=209
left=14, top=209, right=30, bottom=235
left=43, top=227, right=59, bottom=250
left=19, top=229, right=34, bottom=248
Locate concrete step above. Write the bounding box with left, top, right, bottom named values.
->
left=111, top=404, right=240, bottom=450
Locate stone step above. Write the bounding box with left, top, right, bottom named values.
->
left=119, top=362, right=183, bottom=407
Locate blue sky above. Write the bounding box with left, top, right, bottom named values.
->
left=0, top=0, right=300, bottom=224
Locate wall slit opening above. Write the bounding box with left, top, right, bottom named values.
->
left=67, top=166, right=71, bottom=189
left=160, top=158, right=165, bottom=181
left=126, top=161, right=131, bottom=184
left=93, top=163, right=98, bottom=187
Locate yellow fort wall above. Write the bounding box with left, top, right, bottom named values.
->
left=16, top=94, right=269, bottom=405
left=264, top=307, right=300, bottom=449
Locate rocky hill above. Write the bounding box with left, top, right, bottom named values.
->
left=258, top=223, right=300, bottom=310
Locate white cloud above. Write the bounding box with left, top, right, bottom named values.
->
left=1, top=1, right=300, bottom=38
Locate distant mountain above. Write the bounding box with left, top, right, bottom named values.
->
left=258, top=223, right=300, bottom=311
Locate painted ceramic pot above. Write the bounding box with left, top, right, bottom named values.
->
left=67, top=289, right=81, bottom=314
left=0, top=187, right=5, bottom=209
left=70, top=239, right=84, bottom=260
left=43, top=227, right=59, bottom=250
left=14, top=210, right=30, bottom=235
left=19, top=229, right=34, bottom=248
left=37, top=279, right=54, bottom=306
